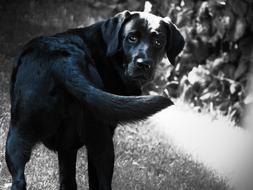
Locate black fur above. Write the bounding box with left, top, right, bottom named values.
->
left=6, top=11, right=184, bottom=190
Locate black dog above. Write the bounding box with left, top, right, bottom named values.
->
left=5, top=11, right=184, bottom=190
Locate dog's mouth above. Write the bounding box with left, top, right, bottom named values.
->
left=132, top=74, right=149, bottom=83
left=126, top=71, right=152, bottom=86
left=123, top=60, right=154, bottom=86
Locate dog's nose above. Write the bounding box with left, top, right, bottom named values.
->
left=136, top=58, right=152, bottom=70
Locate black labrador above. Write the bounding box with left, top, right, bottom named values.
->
left=5, top=11, right=184, bottom=190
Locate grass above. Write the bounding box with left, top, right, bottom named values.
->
left=0, top=55, right=230, bottom=189
left=113, top=123, right=229, bottom=190
left=0, top=116, right=229, bottom=190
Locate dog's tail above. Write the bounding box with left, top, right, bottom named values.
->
left=53, top=61, right=173, bottom=124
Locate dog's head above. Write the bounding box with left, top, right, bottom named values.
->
left=102, top=11, right=185, bottom=86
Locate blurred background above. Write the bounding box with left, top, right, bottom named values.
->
left=0, top=0, right=253, bottom=189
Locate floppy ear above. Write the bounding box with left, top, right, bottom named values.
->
left=101, top=10, right=131, bottom=56
left=163, top=17, right=185, bottom=65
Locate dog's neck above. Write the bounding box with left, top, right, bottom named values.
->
left=69, top=22, right=143, bottom=96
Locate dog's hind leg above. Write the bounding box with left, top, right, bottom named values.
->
left=87, top=143, right=114, bottom=190
left=86, top=125, right=114, bottom=190
left=5, top=125, right=36, bottom=190
left=58, top=148, right=78, bottom=190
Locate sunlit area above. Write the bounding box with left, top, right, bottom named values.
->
left=150, top=101, right=253, bottom=190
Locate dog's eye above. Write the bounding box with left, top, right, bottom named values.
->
left=128, top=34, right=138, bottom=43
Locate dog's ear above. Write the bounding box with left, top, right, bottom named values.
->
left=163, top=17, right=185, bottom=65
left=101, top=10, right=131, bottom=56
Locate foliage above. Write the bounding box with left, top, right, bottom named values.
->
left=147, top=0, right=253, bottom=124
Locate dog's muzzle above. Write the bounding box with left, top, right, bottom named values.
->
left=135, top=58, right=153, bottom=71
left=125, top=57, right=154, bottom=85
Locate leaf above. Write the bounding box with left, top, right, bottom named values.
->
left=233, top=18, right=246, bottom=41
left=210, top=55, right=227, bottom=70
left=229, top=82, right=239, bottom=94
left=200, top=92, right=212, bottom=100
left=188, top=65, right=211, bottom=85
left=234, top=61, right=248, bottom=80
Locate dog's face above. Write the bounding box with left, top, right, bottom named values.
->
left=102, top=11, right=185, bottom=87
left=121, top=13, right=168, bottom=85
